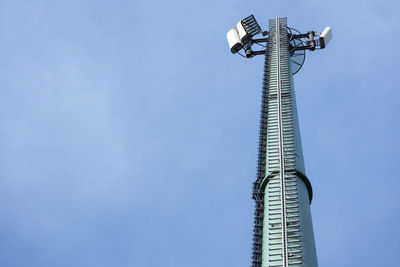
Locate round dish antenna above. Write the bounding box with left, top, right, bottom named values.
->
left=287, top=27, right=306, bottom=75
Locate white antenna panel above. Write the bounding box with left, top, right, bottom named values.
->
left=226, top=28, right=243, bottom=54
left=319, top=27, right=332, bottom=48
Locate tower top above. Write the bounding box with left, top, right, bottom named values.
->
left=226, top=15, right=332, bottom=74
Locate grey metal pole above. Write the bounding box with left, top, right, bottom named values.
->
left=252, top=17, right=318, bottom=267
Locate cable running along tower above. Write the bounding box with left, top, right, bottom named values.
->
left=226, top=16, right=332, bottom=267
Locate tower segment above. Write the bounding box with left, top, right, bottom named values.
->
left=226, top=16, right=332, bottom=267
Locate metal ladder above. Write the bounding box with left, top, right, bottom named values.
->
left=251, top=17, right=303, bottom=267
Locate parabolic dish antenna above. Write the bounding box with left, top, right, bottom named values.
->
left=287, top=27, right=306, bottom=75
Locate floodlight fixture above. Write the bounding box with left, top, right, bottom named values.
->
left=241, top=15, right=262, bottom=36
left=235, top=15, right=263, bottom=44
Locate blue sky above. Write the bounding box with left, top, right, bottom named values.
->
left=0, top=0, right=399, bottom=266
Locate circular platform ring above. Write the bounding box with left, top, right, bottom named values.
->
left=287, top=27, right=306, bottom=75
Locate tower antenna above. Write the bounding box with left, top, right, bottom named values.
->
left=226, top=16, right=332, bottom=267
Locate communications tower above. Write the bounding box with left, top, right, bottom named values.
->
left=226, top=16, right=332, bottom=267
